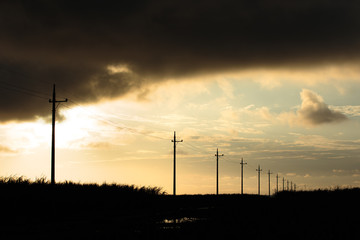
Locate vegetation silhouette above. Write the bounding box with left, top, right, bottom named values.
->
left=0, top=176, right=359, bottom=239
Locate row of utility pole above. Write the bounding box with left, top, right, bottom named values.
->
left=250, top=164, right=297, bottom=196
left=48, top=85, right=297, bottom=194
left=171, top=136, right=297, bottom=196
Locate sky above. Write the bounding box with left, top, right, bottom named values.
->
left=0, top=0, right=360, bottom=194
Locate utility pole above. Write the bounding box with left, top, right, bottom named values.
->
left=256, top=165, right=262, bottom=195
left=49, top=84, right=67, bottom=185
left=171, top=131, right=183, bottom=196
left=282, top=177, right=285, bottom=191
left=287, top=180, right=289, bottom=191
left=215, top=148, right=224, bottom=195
left=276, top=174, right=279, bottom=193
left=240, top=158, right=247, bottom=194
left=268, top=170, right=273, bottom=196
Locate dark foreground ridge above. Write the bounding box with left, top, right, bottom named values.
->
left=0, top=177, right=359, bottom=239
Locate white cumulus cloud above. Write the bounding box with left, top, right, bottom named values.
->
left=298, top=89, right=347, bottom=125
left=279, top=89, right=347, bottom=127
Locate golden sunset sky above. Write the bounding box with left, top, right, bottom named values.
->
left=0, top=0, right=360, bottom=194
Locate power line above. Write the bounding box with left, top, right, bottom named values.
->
left=182, top=142, right=206, bottom=154
left=0, top=71, right=303, bottom=194
left=221, top=155, right=239, bottom=164
left=0, top=80, right=199, bottom=145
left=64, top=99, right=168, bottom=141
left=0, top=81, right=50, bottom=100
left=182, top=141, right=214, bottom=156
left=0, top=65, right=54, bottom=88
left=0, top=79, right=289, bottom=194
left=58, top=87, right=173, bottom=137
left=61, top=92, right=248, bottom=156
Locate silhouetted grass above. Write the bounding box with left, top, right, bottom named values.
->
left=0, top=175, right=165, bottom=195
left=0, top=175, right=168, bottom=239
left=1, top=175, right=359, bottom=239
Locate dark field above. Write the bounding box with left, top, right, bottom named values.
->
left=0, top=177, right=359, bottom=239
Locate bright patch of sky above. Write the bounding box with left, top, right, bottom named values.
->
left=1, top=73, right=360, bottom=194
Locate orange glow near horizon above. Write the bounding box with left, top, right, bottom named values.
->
left=0, top=72, right=360, bottom=195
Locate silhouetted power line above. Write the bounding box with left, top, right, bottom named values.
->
left=221, top=155, right=239, bottom=164
left=0, top=70, right=309, bottom=195
left=66, top=99, right=168, bottom=141
left=0, top=80, right=50, bottom=100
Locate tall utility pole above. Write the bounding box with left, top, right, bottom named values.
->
left=240, top=158, right=247, bottom=194
left=171, top=131, right=183, bottom=196
left=49, top=84, right=67, bottom=185
left=256, top=165, right=262, bottom=195
left=282, top=177, right=285, bottom=191
left=276, top=174, right=279, bottom=193
left=268, top=170, right=273, bottom=196
left=215, top=148, right=224, bottom=195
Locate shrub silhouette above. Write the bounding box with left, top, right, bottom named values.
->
left=1, top=175, right=359, bottom=240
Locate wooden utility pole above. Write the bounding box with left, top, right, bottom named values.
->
left=287, top=180, right=289, bottom=191
left=49, top=84, right=67, bottom=185
left=240, top=158, right=247, bottom=194
left=171, top=131, right=183, bottom=195
left=215, top=148, right=224, bottom=195
left=282, top=177, right=285, bottom=191
left=268, top=170, right=273, bottom=196
left=256, top=165, right=262, bottom=195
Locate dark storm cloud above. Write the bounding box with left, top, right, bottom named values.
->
left=1, top=0, right=360, bottom=121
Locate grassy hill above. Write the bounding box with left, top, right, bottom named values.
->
left=0, top=176, right=359, bottom=239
